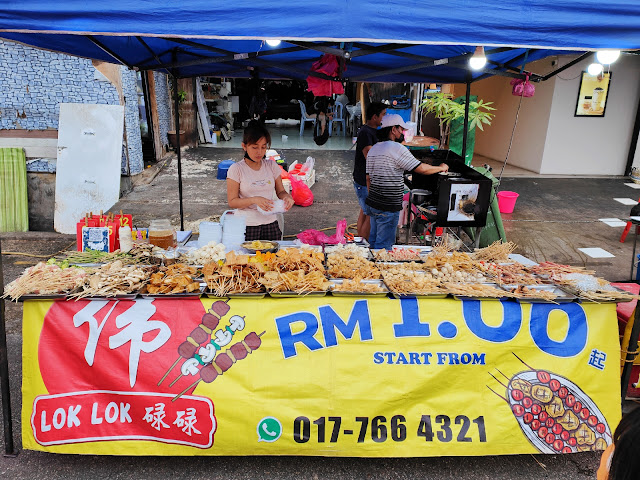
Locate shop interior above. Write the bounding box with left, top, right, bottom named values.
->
left=199, top=78, right=436, bottom=151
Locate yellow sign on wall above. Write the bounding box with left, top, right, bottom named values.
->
left=22, top=297, right=620, bottom=456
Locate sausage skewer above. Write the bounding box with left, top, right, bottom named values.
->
left=157, top=300, right=230, bottom=386
left=166, top=313, right=245, bottom=387
left=172, top=331, right=265, bottom=402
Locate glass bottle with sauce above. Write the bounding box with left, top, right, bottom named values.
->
left=148, top=219, right=177, bottom=249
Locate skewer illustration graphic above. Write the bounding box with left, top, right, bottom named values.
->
left=172, top=331, right=265, bottom=402
left=158, top=300, right=230, bottom=386
left=486, top=353, right=611, bottom=453
left=166, top=313, right=246, bottom=387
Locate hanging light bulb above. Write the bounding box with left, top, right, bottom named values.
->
left=469, top=46, right=487, bottom=70
left=266, top=39, right=281, bottom=47
left=596, top=50, right=620, bottom=64
left=587, top=62, right=604, bottom=76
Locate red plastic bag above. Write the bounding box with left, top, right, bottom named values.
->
left=297, top=219, right=347, bottom=245
left=510, top=74, right=535, bottom=97
left=290, top=178, right=314, bottom=207
left=306, top=54, right=345, bottom=97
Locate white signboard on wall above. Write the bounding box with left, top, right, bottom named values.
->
left=54, top=103, right=124, bottom=234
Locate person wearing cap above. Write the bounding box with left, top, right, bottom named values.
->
left=365, top=113, right=449, bottom=250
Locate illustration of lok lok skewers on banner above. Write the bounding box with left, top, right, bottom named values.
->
left=488, top=353, right=611, bottom=454
left=158, top=299, right=264, bottom=401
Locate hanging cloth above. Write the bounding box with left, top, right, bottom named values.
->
left=306, top=54, right=345, bottom=97
left=0, top=147, right=29, bottom=232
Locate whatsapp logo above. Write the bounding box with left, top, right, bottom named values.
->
left=257, top=417, right=282, bottom=442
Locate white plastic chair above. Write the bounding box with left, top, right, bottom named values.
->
left=346, top=103, right=362, bottom=136
left=298, top=100, right=316, bottom=136
left=329, top=102, right=346, bottom=136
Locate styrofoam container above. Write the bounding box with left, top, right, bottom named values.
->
left=198, top=221, right=222, bottom=247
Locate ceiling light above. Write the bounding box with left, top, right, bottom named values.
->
left=596, top=50, right=620, bottom=64
left=469, top=46, right=487, bottom=70
left=587, top=62, right=604, bottom=76
left=266, top=39, right=281, bottom=47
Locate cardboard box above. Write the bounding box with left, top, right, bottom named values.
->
left=282, top=168, right=315, bottom=193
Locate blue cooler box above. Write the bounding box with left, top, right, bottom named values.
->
left=217, top=160, right=235, bottom=180
left=389, top=107, right=412, bottom=123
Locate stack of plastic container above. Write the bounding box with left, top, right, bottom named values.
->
left=198, top=221, right=223, bottom=248
left=220, top=210, right=246, bottom=252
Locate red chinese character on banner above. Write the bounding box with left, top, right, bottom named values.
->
left=39, top=298, right=206, bottom=394
left=143, top=402, right=170, bottom=431
left=173, top=407, right=201, bottom=436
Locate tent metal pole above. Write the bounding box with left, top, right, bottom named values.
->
left=85, top=35, right=134, bottom=69
left=135, top=37, right=172, bottom=76
left=141, top=44, right=305, bottom=72
left=172, top=55, right=184, bottom=231
left=0, top=238, right=16, bottom=456
left=540, top=52, right=592, bottom=82
left=164, top=38, right=327, bottom=81
left=461, top=75, right=471, bottom=164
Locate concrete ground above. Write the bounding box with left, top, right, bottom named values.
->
left=2, top=145, right=638, bottom=478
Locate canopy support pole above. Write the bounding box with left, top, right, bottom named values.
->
left=0, top=238, right=17, bottom=456
left=461, top=75, right=471, bottom=165
left=172, top=51, right=184, bottom=231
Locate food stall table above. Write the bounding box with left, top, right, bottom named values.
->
left=19, top=294, right=621, bottom=457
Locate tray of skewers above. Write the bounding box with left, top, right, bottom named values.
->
left=498, top=284, right=576, bottom=303
left=138, top=264, right=204, bottom=298
left=329, top=279, right=389, bottom=296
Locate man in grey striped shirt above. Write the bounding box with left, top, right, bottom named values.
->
left=365, top=114, right=449, bottom=249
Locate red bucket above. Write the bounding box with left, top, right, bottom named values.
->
left=496, top=191, right=519, bottom=214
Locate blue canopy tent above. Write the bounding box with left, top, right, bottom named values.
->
left=1, top=0, right=640, bottom=454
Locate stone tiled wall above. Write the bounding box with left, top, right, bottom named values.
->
left=154, top=72, right=171, bottom=148
left=121, top=67, right=143, bottom=174
left=0, top=39, right=145, bottom=174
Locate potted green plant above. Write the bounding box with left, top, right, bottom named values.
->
left=420, top=92, right=495, bottom=149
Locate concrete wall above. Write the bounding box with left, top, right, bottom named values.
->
left=634, top=131, right=640, bottom=172
left=541, top=55, right=640, bottom=175
left=467, top=54, right=640, bottom=175
left=470, top=61, right=555, bottom=173
left=27, top=173, right=56, bottom=231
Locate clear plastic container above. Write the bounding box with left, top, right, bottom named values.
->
left=148, top=219, right=177, bottom=249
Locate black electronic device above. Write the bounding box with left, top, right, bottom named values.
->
left=405, top=150, right=492, bottom=228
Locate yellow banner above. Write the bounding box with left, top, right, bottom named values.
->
left=22, top=297, right=621, bottom=456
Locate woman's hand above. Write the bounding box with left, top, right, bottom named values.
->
left=253, top=196, right=274, bottom=211
left=283, top=194, right=295, bottom=210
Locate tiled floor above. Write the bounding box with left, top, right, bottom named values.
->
left=203, top=122, right=355, bottom=151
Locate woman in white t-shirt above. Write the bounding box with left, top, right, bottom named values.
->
left=226, top=121, right=294, bottom=241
